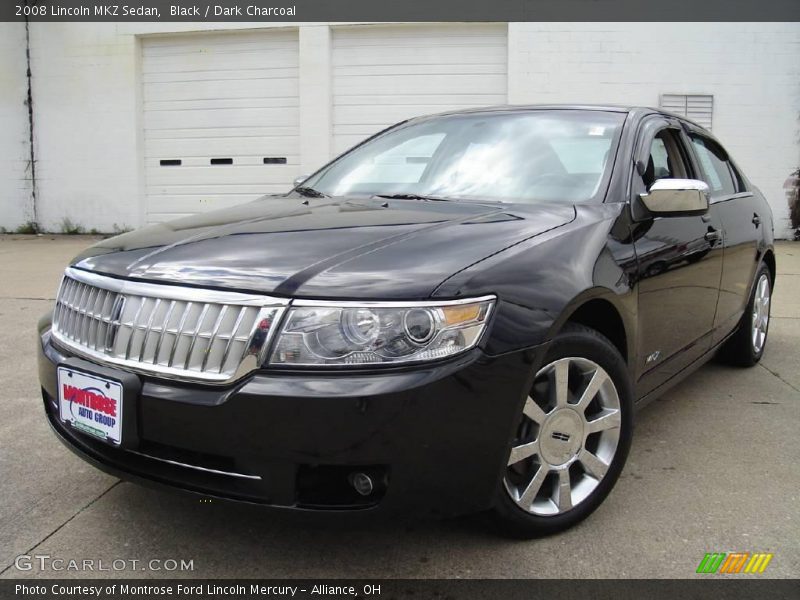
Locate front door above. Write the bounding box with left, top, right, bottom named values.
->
left=631, top=120, right=724, bottom=396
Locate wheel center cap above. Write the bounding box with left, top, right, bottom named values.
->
left=540, top=409, right=584, bottom=466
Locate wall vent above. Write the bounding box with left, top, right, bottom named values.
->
left=660, top=94, right=713, bottom=130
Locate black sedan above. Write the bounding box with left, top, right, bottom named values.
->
left=37, top=105, right=775, bottom=536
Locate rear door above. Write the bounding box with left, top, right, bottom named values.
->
left=685, top=131, right=761, bottom=343
left=631, top=118, right=724, bottom=395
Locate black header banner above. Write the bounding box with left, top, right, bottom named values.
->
left=2, top=579, right=800, bottom=600
left=2, top=0, right=800, bottom=22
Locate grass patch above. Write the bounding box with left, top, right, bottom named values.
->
left=60, top=218, right=85, bottom=235
left=15, top=221, right=39, bottom=234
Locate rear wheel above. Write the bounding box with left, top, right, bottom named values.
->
left=720, top=263, right=772, bottom=367
left=492, top=324, right=633, bottom=538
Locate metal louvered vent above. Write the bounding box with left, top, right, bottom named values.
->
left=51, top=268, right=287, bottom=383
left=660, top=94, right=714, bottom=130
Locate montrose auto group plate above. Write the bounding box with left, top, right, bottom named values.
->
left=57, top=366, right=122, bottom=445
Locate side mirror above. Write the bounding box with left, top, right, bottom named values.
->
left=640, top=178, right=710, bottom=217
left=293, top=174, right=310, bottom=187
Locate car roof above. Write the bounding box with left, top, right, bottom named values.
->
left=412, top=104, right=711, bottom=133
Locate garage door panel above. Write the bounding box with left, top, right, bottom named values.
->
left=145, top=138, right=299, bottom=159
left=332, top=24, right=507, bottom=155
left=146, top=183, right=275, bottom=195
left=144, top=96, right=299, bottom=112
left=333, top=63, right=505, bottom=78
left=333, top=103, right=492, bottom=127
left=146, top=127, right=298, bottom=140
left=144, top=79, right=298, bottom=103
left=334, top=93, right=506, bottom=107
left=145, top=157, right=298, bottom=169
left=145, top=107, right=299, bottom=131
left=143, top=68, right=298, bottom=86
left=147, top=166, right=295, bottom=186
left=142, top=30, right=299, bottom=223
left=143, top=31, right=298, bottom=55
left=332, top=24, right=506, bottom=45
left=143, top=52, right=298, bottom=74
left=333, top=48, right=506, bottom=67
left=334, top=74, right=507, bottom=96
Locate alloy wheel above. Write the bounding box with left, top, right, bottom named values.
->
left=751, top=273, right=771, bottom=354
left=504, top=357, right=622, bottom=516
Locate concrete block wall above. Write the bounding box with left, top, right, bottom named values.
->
left=0, top=23, right=34, bottom=230
left=508, top=22, right=800, bottom=237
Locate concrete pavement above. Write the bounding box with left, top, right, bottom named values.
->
left=0, top=234, right=797, bottom=579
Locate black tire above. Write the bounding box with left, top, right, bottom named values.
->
left=491, top=323, right=634, bottom=538
left=719, top=263, right=772, bottom=367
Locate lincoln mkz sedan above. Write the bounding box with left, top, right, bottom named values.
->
left=38, top=105, right=775, bottom=536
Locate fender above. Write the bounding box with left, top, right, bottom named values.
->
left=435, top=203, right=638, bottom=362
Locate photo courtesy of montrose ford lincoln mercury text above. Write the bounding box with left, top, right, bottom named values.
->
left=37, top=105, right=775, bottom=537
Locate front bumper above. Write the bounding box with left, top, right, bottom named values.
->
left=39, top=329, right=541, bottom=517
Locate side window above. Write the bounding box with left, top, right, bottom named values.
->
left=642, top=129, right=688, bottom=189
left=689, top=135, right=737, bottom=196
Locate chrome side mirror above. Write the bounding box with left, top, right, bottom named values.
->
left=640, top=178, right=710, bottom=217
left=293, top=174, right=310, bottom=187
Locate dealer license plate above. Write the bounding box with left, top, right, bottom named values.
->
left=57, top=366, right=123, bottom=445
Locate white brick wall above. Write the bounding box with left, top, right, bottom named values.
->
left=27, top=24, right=142, bottom=232
left=0, top=23, right=33, bottom=230
left=1, top=22, right=798, bottom=236
left=509, top=22, right=800, bottom=237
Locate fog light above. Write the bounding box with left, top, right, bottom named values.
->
left=349, top=472, right=374, bottom=496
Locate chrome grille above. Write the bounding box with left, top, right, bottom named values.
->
left=52, top=268, right=288, bottom=383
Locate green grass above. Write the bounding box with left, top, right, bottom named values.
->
left=14, top=221, right=39, bottom=234
left=59, top=218, right=85, bottom=235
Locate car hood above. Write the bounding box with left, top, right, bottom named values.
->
left=72, top=196, right=576, bottom=299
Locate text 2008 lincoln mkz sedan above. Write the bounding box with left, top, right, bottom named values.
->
left=38, top=105, right=775, bottom=536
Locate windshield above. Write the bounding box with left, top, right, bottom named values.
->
left=303, top=110, right=625, bottom=204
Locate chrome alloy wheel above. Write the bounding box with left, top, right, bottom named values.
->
left=752, top=273, right=771, bottom=354
left=504, top=357, right=622, bottom=516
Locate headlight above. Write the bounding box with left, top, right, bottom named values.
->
left=268, top=296, right=495, bottom=367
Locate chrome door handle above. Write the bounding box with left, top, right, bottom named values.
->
left=704, top=229, right=721, bottom=242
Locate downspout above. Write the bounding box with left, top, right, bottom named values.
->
left=24, top=15, right=39, bottom=232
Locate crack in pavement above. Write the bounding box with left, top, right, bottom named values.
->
left=0, top=480, right=121, bottom=577
left=758, top=362, right=800, bottom=394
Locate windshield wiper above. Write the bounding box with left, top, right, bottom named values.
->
left=294, top=186, right=328, bottom=198
left=373, top=193, right=451, bottom=201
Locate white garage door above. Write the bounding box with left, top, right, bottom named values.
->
left=331, top=24, right=508, bottom=155
left=142, top=30, right=299, bottom=223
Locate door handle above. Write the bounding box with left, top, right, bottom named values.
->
left=752, top=213, right=761, bottom=227
left=704, top=228, right=721, bottom=243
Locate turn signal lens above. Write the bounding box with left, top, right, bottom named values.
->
left=442, top=303, right=483, bottom=326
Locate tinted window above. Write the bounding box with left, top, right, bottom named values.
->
left=642, top=129, right=688, bottom=188
left=651, top=137, right=673, bottom=179
left=304, top=111, right=626, bottom=204
left=689, top=135, right=737, bottom=196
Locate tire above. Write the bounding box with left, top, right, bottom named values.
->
left=491, top=323, right=633, bottom=538
left=719, top=263, right=772, bottom=367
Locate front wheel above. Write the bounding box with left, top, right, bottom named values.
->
left=492, top=324, right=633, bottom=538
